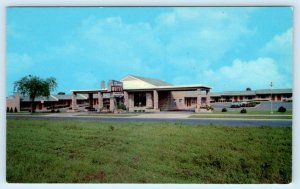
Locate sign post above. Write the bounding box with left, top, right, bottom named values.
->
left=108, top=80, right=123, bottom=112
left=270, top=81, right=273, bottom=114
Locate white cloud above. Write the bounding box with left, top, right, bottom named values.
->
left=8, top=8, right=278, bottom=93
left=32, top=7, right=257, bottom=90
left=261, top=28, right=292, bottom=54
left=198, top=27, right=293, bottom=91
left=202, top=57, right=290, bottom=91
left=260, top=28, right=292, bottom=75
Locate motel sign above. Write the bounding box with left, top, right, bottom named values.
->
left=108, top=80, right=123, bottom=96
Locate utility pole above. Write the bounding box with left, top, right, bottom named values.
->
left=270, top=81, right=273, bottom=114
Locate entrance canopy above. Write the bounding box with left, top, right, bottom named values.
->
left=124, top=84, right=211, bottom=92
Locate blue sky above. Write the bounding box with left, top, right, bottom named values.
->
left=6, top=7, right=293, bottom=95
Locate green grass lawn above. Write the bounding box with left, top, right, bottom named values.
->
left=7, top=118, right=292, bottom=183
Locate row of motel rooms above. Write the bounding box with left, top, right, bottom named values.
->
left=7, top=75, right=292, bottom=112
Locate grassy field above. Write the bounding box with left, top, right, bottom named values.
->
left=7, top=118, right=292, bottom=183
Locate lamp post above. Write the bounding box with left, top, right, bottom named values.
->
left=270, top=82, right=273, bottom=114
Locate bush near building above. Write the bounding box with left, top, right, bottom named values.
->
left=117, top=103, right=127, bottom=110
left=278, top=106, right=287, bottom=113
left=240, top=108, right=247, bottom=114
left=221, top=108, right=227, bottom=112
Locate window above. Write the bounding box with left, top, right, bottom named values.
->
left=134, top=92, right=146, bottom=107
left=185, top=97, right=197, bottom=107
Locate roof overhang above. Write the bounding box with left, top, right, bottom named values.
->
left=71, top=89, right=108, bottom=94
left=125, top=84, right=211, bottom=92
left=71, top=84, right=211, bottom=93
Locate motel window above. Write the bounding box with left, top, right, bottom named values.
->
left=134, top=93, right=146, bottom=107
left=185, top=97, right=197, bottom=107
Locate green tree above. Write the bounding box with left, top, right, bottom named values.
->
left=14, top=75, right=57, bottom=113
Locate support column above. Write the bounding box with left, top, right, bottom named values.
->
left=88, top=93, right=93, bottom=108
left=98, top=92, right=103, bottom=112
left=110, top=94, right=115, bottom=112
left=71, top=92, right=78, bottom=112
left=195, top=89, right=202, bottom=113
left=128, top=93, right=134, bottom=112
left=124, top=91, right=129, bottom=110
left=146, top=92, right=153, bottom=108
left=196, top=89, right=202, bottom=109
left=206, top=89, right=211, bottom=106
left=153, top=90, right=158, bottom=110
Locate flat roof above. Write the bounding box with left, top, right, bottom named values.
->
left=71, top=84, right=211, bottom=93
left=125, top=84, right=211, bottom=92
left=70, top=89, right=108, bottom=94
left=211, top=88, right=292, bottom=97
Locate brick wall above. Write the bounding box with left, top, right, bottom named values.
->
left=6, top=93, right=21, bottom=112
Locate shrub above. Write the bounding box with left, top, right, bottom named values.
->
left=51, top=109, right=55, bottom=113
left=14, top=107, right=18, bottom=113
left=240, top=108, right=247, bottom=114
left=221, top=108, right=227, bottom=112
left=56, top=109, right=60, bottom=113
left=278, top=106, right=287, bottom=113
left=7, top=107, right=9, bottom=113
left=206, top=105, right=214, bottom=111
left=10, top=107, right=13, bottom=113
left=117, top=103, right=127, bottom=110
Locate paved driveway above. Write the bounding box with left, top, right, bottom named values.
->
left=212, top=101, right=292, bottom=111
left=7, top=114, right=292, bottom=127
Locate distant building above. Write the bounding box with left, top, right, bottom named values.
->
left=6, top=75, right=292, bottom=112
left=210, top=89, right=292, bottom=103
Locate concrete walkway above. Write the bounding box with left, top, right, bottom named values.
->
left=40, top=112, right=291, bottom=119
left=134, top=112, right=192, bottom=119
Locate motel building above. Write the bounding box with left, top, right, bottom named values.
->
left=6, top=75, right=292, bottom=113
left=70, top=75, right=212, bottom=113
left=210, top=89, right=293, bottom=103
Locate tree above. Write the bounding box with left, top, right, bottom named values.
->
left=246, top=88, right=252, bottom=91
left=14, top=75, right=57, bottom=113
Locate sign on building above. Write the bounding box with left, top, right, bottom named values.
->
left=108, top=80, right=123, bottom=97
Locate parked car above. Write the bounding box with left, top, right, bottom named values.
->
left=230, top=102, right=241, bottom=108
